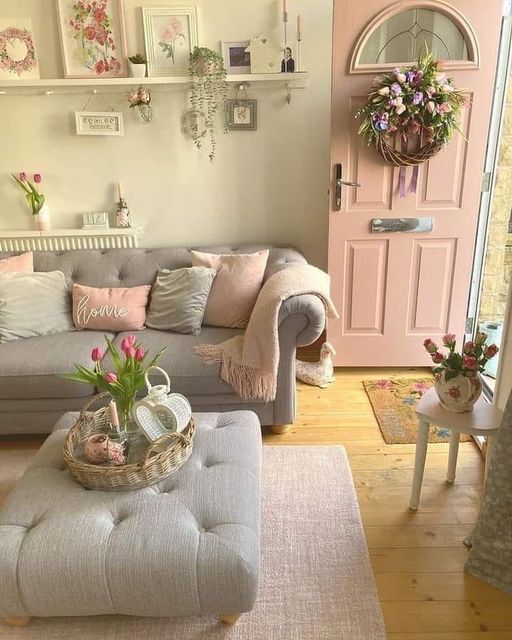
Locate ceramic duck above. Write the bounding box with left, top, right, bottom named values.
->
left=295, top=342, right=336, bottom=388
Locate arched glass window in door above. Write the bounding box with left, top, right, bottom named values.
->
left=350, top=1, right=479, bottom=73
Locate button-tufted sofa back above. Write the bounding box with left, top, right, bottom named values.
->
left=0, top=245, right=306, bottom=289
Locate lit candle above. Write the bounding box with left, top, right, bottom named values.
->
left=297, top=14, right=301, bottom=36
left=109, top=399, right=119, bottom=428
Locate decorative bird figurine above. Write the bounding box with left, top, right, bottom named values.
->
left=296, top=342, right=336, bottom=388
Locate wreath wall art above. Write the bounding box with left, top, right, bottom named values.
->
left=0, top=19, right=39, bottom=79
left=357, top=52, right=466, bottom=198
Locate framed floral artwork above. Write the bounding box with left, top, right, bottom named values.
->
left=0, top=19, right=40, bottom=79
left=142, top=7, right=198, bottom=77
left=56, top=0, right=127, bottom=78
left=227, top=99, right=257, bottom=131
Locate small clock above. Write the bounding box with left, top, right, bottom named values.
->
left=82, top=212, right=110, bottom=229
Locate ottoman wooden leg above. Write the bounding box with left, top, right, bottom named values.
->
left=271, top=424, right=290, bottom=435
left=219, top=614, right=241, bottom=625
left=4, top=617, right=31, bottom=627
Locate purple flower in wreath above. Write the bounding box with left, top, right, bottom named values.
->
left=373, top=112, right=389, bottom=131
left=412, top=91, right=424, bottom=105
left=390, top=82, right=402, bottom=96
left=406, top=69, right=423, bottom=85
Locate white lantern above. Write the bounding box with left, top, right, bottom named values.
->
left=133, top=367, right=192, bottom=442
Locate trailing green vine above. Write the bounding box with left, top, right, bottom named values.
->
left=188, top=47, right=228, bottom=162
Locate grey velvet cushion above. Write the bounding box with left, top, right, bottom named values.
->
left=0, top=411, right=261, bottom=618
left=146, top=267, right=217, bottom=335
left=0, top=271, right=74, bottom=343
left=0, top=331, right=115, bottom=399
left=109, top=328, right=243, bottom=396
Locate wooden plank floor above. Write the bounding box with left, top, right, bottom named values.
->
left=1, top=366, right=511, bottom=637
left=262, top=367, right=512, bottom=638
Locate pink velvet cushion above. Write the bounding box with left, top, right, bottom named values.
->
left=191, top=249, right=269, bottom=328
left=0, top=252, right=33, bottom=273
left=72, top=284, right=151, bottom=331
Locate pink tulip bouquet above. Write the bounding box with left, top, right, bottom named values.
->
left=11, top=171, right=45, bottom=215
left=62, top=335, right=166, bottom=431
left=423, top=332, right=499, bottom=382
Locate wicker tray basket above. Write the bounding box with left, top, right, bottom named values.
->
left=376, top=137, right=444, bottom=167
left=63, top=394, right=196, bottom=491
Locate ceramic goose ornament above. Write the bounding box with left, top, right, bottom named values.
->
left=296, top=342, right=336, bottom=388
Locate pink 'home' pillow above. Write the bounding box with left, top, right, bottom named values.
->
left=191, top=250, right=269, bottom=328
left=72, top=284, right=151, bottom=331
left=0, top=252, right=33, bottom=273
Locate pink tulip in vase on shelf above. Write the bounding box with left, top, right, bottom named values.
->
left=12, top=171, right=51, bottom=231
left=423, top=333, right=499, bottom=413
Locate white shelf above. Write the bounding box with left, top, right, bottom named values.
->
left=0, top=227, right=143, bottom=251
left=0, top=73, right=309, bottom=95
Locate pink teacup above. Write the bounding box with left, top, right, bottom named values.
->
left=84, top=434, right=125, bottom=466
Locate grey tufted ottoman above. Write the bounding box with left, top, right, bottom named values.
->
left=0, top=411, right=261, bottom=628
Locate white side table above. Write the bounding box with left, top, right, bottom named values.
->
left=409, top=387, right=502, bottom=511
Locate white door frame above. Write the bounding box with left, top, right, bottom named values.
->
left=466, top=4, right=512, bottom=350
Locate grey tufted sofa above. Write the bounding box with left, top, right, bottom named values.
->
left=0, top=244, right=326, bottom=435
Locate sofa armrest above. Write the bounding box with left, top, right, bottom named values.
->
left=278, top=294, right=326, bottom=348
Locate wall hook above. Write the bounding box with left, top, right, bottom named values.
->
left=45, top=90, right=54, bottom=96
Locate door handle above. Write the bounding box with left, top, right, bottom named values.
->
left=334, top=163, right=361, bottom=211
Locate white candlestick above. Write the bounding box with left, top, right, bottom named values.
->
left=109, top=399, right=119, bottom=428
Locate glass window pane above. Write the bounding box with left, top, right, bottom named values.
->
left=359, top=8, right=469, bottom=64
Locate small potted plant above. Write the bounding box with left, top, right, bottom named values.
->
left=423, top=332, right=499, bottom=412
left=188, top=47, right=228, bottom=162
left=128, top=53, right=147, bottom=78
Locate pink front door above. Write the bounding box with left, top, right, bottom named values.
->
left=327, top=0, right=503, bottom=366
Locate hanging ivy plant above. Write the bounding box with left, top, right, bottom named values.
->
left=188, top=46, right=228, bottom=162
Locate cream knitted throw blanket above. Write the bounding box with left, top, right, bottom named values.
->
left=194, top=264, right=339, bottom=402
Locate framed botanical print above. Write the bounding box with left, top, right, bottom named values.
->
left=227, top=99, right=257, bottom=131
left=0, top=19, right=40, bottom=79
left=56, top=0, right=127, bottom=78
left=142, top=7, right=198, bottom=77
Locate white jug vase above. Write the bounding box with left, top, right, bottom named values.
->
left=34, top=203, right=51, bottom=231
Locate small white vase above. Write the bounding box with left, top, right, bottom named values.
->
left=34, top=204, right=51, bottom=231
left=434, top=370, right=483, bottom=413
left=129, top=63, right=146, bottom=78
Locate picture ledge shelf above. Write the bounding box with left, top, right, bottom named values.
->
left=0, top=227, right=143, bottom=252
left=0, top=73, right=309, bottom=95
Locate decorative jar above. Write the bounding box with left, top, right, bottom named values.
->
left=434, top=370, right=483, bottom=413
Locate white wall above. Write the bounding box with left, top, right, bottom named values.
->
left=0, top=0, right=333, bottom=268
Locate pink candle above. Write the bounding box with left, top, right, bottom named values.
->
left=297, top=14, right=301, bottom=35
left=283, top=0, right=288, bottom=15
left=109, top=399, right=119, bottom=428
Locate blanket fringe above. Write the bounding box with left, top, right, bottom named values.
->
left=194, top=344, right=276, bottom=402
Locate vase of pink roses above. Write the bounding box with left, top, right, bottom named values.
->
left=62, top=335, right=166, bottom=437
left=423, top=333, right=499, bottom=413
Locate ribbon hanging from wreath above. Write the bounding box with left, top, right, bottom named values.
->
left=357, top=52, right=466, bottom=198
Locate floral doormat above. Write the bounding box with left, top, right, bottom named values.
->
left=363, top=377, right=472, bottom=444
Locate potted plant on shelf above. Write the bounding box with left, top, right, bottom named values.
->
left=11, top=171, right=51, bottom=231
left=188, top=46, right=228, bottom=162
left=128, top=53, right=147, bottom=78
left=423, top=332, right=499, bottom=413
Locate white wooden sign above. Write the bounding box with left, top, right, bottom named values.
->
left=75, top=111, right=124, bottom=136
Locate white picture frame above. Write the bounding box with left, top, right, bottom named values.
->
left=142, top=7, right=198, bottom=77
left=0, top=19, right=40, bottom=79
left=75, top=111, right=124, bottom=136
left=221, top=40, right=250, bottom=74
left=55, top=0, right=127, bottom=79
